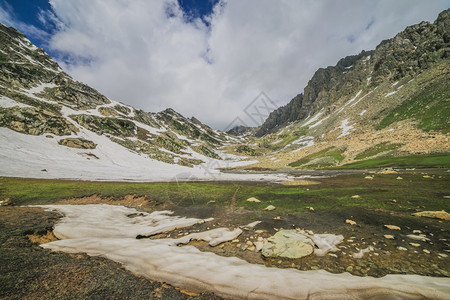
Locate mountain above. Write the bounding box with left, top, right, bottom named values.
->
left=0, top=23, right=247, bottom=180
left=236, top=9, right=449, bottom=170
left=257, top=10, right=449, bottom=137
left=1, top=9, right=449, bottom=179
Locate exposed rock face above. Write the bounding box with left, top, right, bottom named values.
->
left=256, top=9, right=449, bottom=136
left=261, top=230, right=314, bottom=258
left=0, top=106, right=77, bottom=136
left=59, top=138, right=97, bottom=149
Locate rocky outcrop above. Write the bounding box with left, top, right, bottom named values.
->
left=0, top=106, right=78, bottom=135
left=59, top=138, right=97, bottom=149
left=41, top=82, right=110, bottom=110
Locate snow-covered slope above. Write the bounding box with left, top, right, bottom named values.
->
left=0, top=23, right=259, bottom=181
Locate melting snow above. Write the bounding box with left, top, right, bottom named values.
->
left=0, top=127, right=289, bottom=182
left=337, top=119, right=353, bottom=138
left=291, top=136, right=315, bottom=152
left=302, top=111, right=323, bottom=127
left=0, top=96, right=32, bottom=108
left=336, top=90, right=362, bottom=114
left=385, top=91, right=398, bottom=97
left=34, top=204, right=450, bottom=299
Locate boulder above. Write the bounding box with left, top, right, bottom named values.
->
left=261, top=230, right=314, bottom=259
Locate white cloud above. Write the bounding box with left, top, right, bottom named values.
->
left=20, top=0, right=450, bottom=129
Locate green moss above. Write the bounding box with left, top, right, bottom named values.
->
left=1, top=173, right=448, bottom=213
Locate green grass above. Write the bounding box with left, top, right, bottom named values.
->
left=2, top=173, right=448, bottom=213
left=337, top=153, right=450, bottom=169
left=376, top=75, right=450, bottom=133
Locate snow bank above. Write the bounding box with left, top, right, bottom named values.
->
left=0, top=127, right=289, bottom=182
left=36, top=205, right=450, bottom=299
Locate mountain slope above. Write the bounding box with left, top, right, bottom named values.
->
left=0, top=23, right=252, bottom=180
left=257, top=10, right=449, bottom=137
left=235, top=9, right=449, bottom=170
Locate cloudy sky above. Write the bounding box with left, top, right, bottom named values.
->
left=1, top=0, right=449, bottom=129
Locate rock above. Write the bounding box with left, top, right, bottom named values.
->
left=246, top=197, right=261, bottom=203
left=247, top=245, right=256, bottom=251
left=409, top=243, right=421, bottom=247
left=412, top=211, right=450, bottom=221
left=422, top=175, right=432, bottom=179
left=412, top=230, right=422, bottom=234
left=264, top=205, right=276, bottom=211
left=384, top=225, right=401, bottom=230
left=59, top=137, right=97, bottom=149
left=351, top=195, right=360, bottom=199
left=397, top=246, right=408, bottom=251
left=345, top=219, right=356, bottom=225
left=378, top=168, right=398, bottom=174
left=364, top=176, right=374, bottom=180
left=423, top=249, right=430, bottom=254
left=406, top=234, right=430, bottom=242
left=384, top=234, right=395, bottom=239
left=396, top=176, right=403, bottom=180
left=0, top=198, right=11, bottom=206
left=438, top=253, right=448, bottom=258
left=261, top=230, right=314, bottom=259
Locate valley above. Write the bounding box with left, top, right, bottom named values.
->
left=0, top=7, right=449, bottom=300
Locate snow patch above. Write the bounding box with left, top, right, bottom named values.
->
left=337, top=119, right=354, bottom=138
left=35, top=204, right=450, bottom=299
left=336, top=90, right=362, bottom=114
left=291, top=136, right=315, bottom=152
left=385, top=91, right=398, bottom=97
left=359, top=110, right=367, bottom=116
left=302, top=111, right=323, bottom=127
left=309, top=115, right=329, bottom=129
left=0, top=96, right=32, bottom=108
